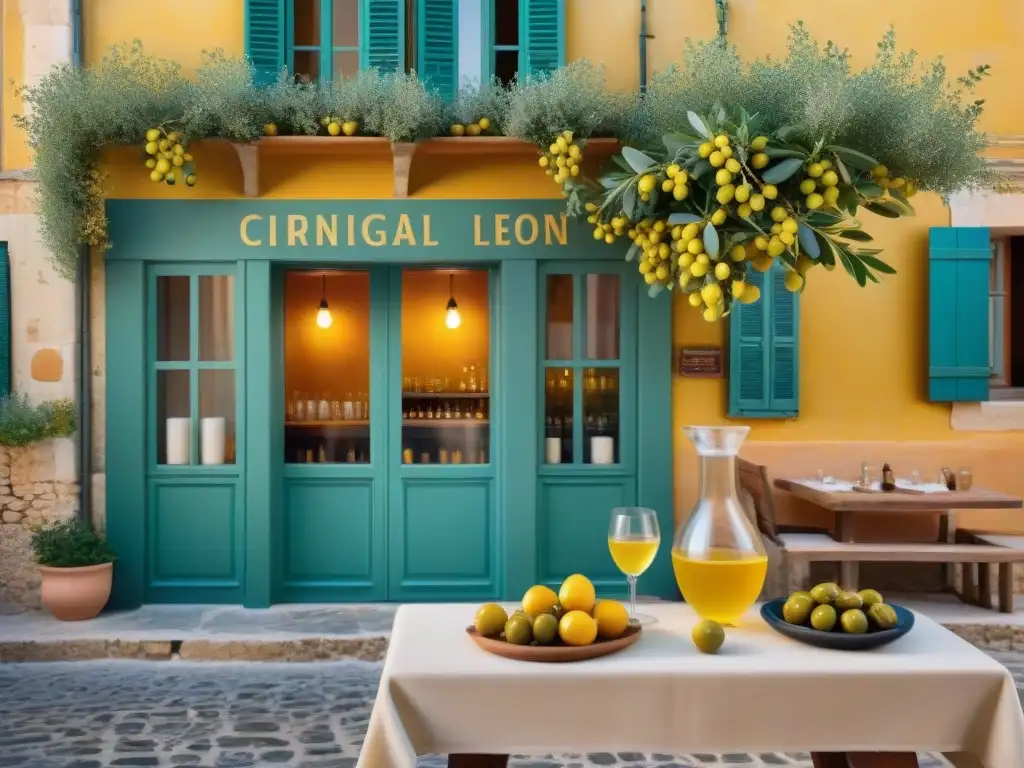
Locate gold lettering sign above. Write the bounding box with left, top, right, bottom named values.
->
left=239, top=212, right=570, bottom=249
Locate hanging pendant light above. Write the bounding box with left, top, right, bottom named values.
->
left=316, top=273, right=333, bottom=329
left=445, top=272, right=461, bottom=329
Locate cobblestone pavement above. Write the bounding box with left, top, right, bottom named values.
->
left=1, top=654, right=1022, bottom=768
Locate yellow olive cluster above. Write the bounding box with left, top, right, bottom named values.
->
left=798, top=160, right=840, bottom=210
left=320, top=116, right=360, bottom=136
left=871, top=165, right=917, bottom=197
left=636, top=163, right=691, bottom=203
left=698, top=133, right=778, bottom=216
left=539, top=131, right=583, bottom=185
left=143, top=128, right=195, bottom=187
left=450, top=117, right=493, bottom=136
left=584, top=203, right=628, bottom=245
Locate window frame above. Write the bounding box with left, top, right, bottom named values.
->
left=990, top=236, right=1023, bottom=400
left=482, top=0, right=522, bottom=83
left=287, top=0, right=365, bottom=83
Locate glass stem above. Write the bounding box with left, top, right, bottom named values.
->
left=628, top=575, right=638, bottom=621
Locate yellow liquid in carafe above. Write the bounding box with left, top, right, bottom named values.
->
left=608, top=538, right=659, bottom=577
left=671, top=548, right=768, bottom=625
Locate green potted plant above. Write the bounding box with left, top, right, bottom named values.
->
left=30, top=518, right=116, bottom=621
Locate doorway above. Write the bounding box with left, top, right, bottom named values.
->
left=276, top=265, right=499, bottom=602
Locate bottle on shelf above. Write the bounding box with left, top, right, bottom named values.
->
left=480, top=367, right=488, bottom=393
left=475, top=400, right=484, bottom=420
left=361, top=393, right=368, bottom=419
left=454, top=402, right=461, bottom=419
left=318, top=443, right=327, bottom=463
left=353, top=394, right=363, bottom=421
left=305, top=394, right=316, bottom=422
left=444, top=401, right=452, bottom=419
left=459, top=367, right=468, bottom=392
left=343, top=393, right=354, bottom=420
left=318, top=393, right=330, bottom=421
left=295, top=393, right=306, bottom=422
left=469, top=365, right=478, bottom=393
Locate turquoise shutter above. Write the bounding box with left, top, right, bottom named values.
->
left=928, top=227, right=992, bottom=402
left=522, top=0, right=564, bottom=77
left=245, top=0, right=286, bottom=86
left=72, top=0, right=82, bottom=68
left=728, top=263, right=800, bottom=418
left=0, top=244, right=10, bottom=399
left=365, top=0, right=405, bottom=73
left=417, top=0, right=458, bottom=100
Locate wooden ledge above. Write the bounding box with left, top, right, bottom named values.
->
left=228, top=135, right=621, bottom=198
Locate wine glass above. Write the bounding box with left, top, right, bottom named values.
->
left=608, top=507, right=661, bottom=627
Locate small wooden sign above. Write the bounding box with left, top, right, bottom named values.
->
left=678, top=346, right=723, bottom=378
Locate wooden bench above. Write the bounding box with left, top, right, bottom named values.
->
left=737, top=458, right=1024, bottom=607
left=955, top=530, right=1024, bottom=613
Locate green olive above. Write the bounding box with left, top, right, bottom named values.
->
left=868, top=603, right=899, bottom=630
left=859, top=589, right=884, bottom=609
left=692, top=620, right=726, bottom=654
left=790, top=590, right=815, bottom=604
left=504, top=614, right=534, bottom=645
left=783, top=595, right=814, bottom=625
left=840, top=608, right=869, bottom=634
left=810, top=604, right=837, bottom=631
left=809, top=582, right=841, bottom=605
left=474, top=603, right=508, bottom=638
left=835, top=591, right=864, bottom=611
left=532, top=613, right=558, bottom=645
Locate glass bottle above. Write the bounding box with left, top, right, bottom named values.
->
left=305, top=394, right=316, bottom=422
left=480, top=368, right=488, bottom=393
left=454, top=403, right=461, bottom=419
left=475, top=400, right=484, bottom=420
left=361, top=393, right=369, bottom=420
left=444, top=401, right=452, bottom=419
left=469, top=365, right=478, bottom=393
left=353, top=396, right=363, bottom=421
left=460, top=366, right=469, bottom=392
left=343, top=393, right=353, bottom=421
left=672, top=426, right=766, bottom=626
left=318, top=393, right=330, bottom=421
left=295, top=394, right=307, bottom=422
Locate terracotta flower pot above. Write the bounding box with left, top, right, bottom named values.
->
left=38, top=562, right=113, bottom=621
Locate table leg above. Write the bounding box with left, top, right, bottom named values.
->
left=812, top=753, right=919, bottom=767
left=939, top=511, right=955, bottom=590
left=835, top=514, right=859, bottom=590
left=448, top=755, right=510, bottom=768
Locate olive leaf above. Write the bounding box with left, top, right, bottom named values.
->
left=797, top=223, right=821, bottom=259
left=621, top=146, right=658, bottom=173
left=826, top=145, right=880, bottom=171
left=687, top=111, right=711, bottom=139
left=838, top=229, right=873, bottom=242
left=857, top=253, right=897, bottom=275
left=704, top=222, right=721, bottom=259
left=625, top=242, right=639, bottom=262
left=764, top=147, right=807, bottom=159
left=864, top=200, right=902, bottom=218
left=668, top=213, right=703, bottom=224
left=833, top=155, right=852, bottom=185
left=761, top=157, right=804, bottom=184
left=648, top=283, right=665, bottom=298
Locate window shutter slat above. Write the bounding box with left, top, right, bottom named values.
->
left=245, top=0, right=286, bottom=86
left=522, top=0, right=564, bottom=77
left=729, top=267, right=768, bottom=415
left=729, top=262, right=800, bottom=418
left=769, top=264, right=799, bottom=414
left=366, top=0, right=405, bottom=73
left=0, top=244, right=11, bottom=399
left=928, top=226, right=992, bottom=402
left=417, top=0, right=457, bottom=100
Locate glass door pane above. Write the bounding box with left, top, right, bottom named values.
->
left=283, top=271, right=371, bottom=464
left=401, top=269, right=490, bottom=465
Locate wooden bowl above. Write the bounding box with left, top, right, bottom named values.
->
left=466, top=624, right=642, bottom=662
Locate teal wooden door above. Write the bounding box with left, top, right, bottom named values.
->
left=536, top=262, right=648, bottom=599
left=278, top=266, right=388, bottom=602
left=386, top=267, right=501, bottom=601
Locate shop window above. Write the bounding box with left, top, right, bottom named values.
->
left=487, top=0, right=563, bottom=85
left=283, top=271, right=371, bottom=463
left=153, top=271, right=237, bottom=466
left=291, top=0, right=362, bottom=82
left=542, top=271, right=622, bottom=465
left=401, top=269, right=491, bottom=465
left=989, top=236, right=1024, bottom=400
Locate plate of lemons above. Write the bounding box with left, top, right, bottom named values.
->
left=467, top=574, right=641, bottom=662
left=761, top=582, right=914, bottom=650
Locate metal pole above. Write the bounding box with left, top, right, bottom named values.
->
left=639, top=0, right=648, bottom=93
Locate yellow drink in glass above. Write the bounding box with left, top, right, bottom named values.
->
left=671, top=547, right=768, bottom=625
left=608, top=537, right=659, bottom=577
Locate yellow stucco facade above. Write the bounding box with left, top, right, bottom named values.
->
left=4, top=0, right=1024, bottom=543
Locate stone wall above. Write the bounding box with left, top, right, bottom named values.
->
left=0, top=439, right=79, bottom=613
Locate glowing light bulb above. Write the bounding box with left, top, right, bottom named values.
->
left=316, top=298, right=333, bottom=329
left=445, top=299, right=461, bottom=329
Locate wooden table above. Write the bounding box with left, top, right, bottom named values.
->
left=773, top=479, right=1023, bottom=588
left=358, top=604, right=1024, bottom=768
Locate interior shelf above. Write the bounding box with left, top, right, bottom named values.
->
left=401, top=392, right=489, bottom=399
left=403, top=420, right=489, bottom=427
left=286, top=420, right=370, bottom=428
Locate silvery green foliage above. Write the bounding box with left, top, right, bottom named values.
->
left=502, top=61, right=635, bottom=146
left=185, top=50, right=266, bottom=142
left=363, top=70, right=447, bottom=142
left=450, top=76, right=508, bottom=130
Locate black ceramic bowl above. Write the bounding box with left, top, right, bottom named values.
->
left=760, top=598, right=915, bottom=650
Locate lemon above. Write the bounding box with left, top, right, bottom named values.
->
left=781, top=218, right=798, bottom=234
left=145, top=158, right=156, bottom=169
left=731, top=279, right=746, bottom=298
left=779, top=231, right=795, bottom=246
left=784, top=271, right=804, bottom=292
left=592, top=600, right=630, bottom=640
left=806, top=193, right=824, bottom=210
left=701, top=283, right=723, bottom=305
left=702, top=306, right=719, bottom=322
left=807, top=162, right=824, bottom=178
left=451, top=124, right=466, bottom=136
left=172, top=155, right=184, bottom=167
left=738, top=284, right=761, bottom=304
left=698, top=142, right=714, bottom=158
left=158, top=139, right=170, bottom=152
left=725, top=158, right=741, bottom=174
left=708, top=151, right=725, bottom=168
left=734, top=184, right=750, bottom=203
left=569, top=144, right=582, bottom=160
left=710, top=208, right=727, bottom=225
left=673, top=184, right=689, bottom=201
left=754, top=235, right=769, bottom=251
left=559, top=574, right=596, bottom=614
left=466, top=123, right=482, bottom=136
left=655, top=264, right=668, bottom=279
left=478, top=116, right=492, bottom=131
left=146, top=128, right=161, bottom=142
left=145, top=141, right=158, bottom=155
left=767, top=238, right=786, bottom=258
left=662, top=179, right=675, bottom=193
left=713, top=133, right=730, bottom=148
left=716, top=184, right=735, bottom=204
left=682, top=223, right=700, bottom=241
left=687, top=238, right=704, bottom=255
left=872, top=165, right=889, bottom=178
left=823, top=186, right=840, bottom=206
left=638, top=175, right=656, bottom=194
left=692, top=620, right=725, bottom=654
left=475, top=603, right=509, bottom=638
left=666, top=163, right=681, bottom=177
left=342, top=121, right=358, bottom=136
left=751, top=152, right=769, bottom=169
left=183, top=152, right=193, bottom=162
left=715, top=168, right=733, bottom=186
left=327, top=122, right=342, bottom=136
left=821, top=170, right=839, bottom=187
left=714, top=262, right=731, bottom=281
left=155, top=159, right=171, bottom=174
left=689, top=261, right=708, bottom=278
left=687, top=292, right=702, bottom=307
left=559, top=610, right=598, bottom=646
left=522, top=584, right=559, bottom=616
left=770, top=206, right=788, bottom=223
left=749, top=194, right=765, bottom=212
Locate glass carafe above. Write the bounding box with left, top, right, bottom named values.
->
left=672, top=426, right=766, bottom=625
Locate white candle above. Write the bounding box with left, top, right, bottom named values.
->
left=166, top=418, right=191, bottom=465
left=201, top=417, right=226, bottom=465
left=591, top=436, right=615, bottom=465
left=545, top=437, right=562, bottom=464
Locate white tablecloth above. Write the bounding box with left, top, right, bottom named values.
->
left=357, top=603, right=1024, bottom=768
